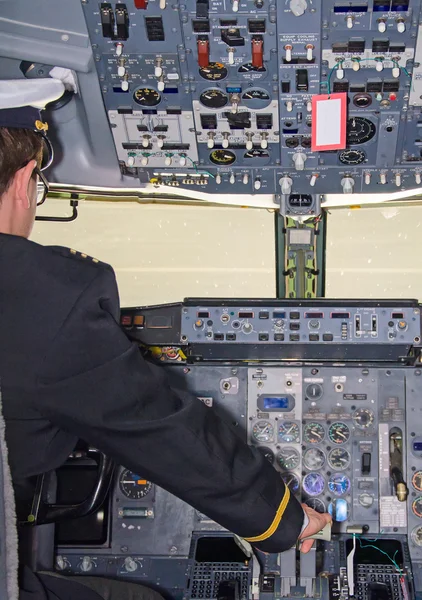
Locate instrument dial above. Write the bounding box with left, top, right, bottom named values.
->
left=353, top=408, right=374, bottom=429
left=346, top=117, right=376, bottom=145
left=303, top=422, right=325, bottom=444
left=328, top=448, right=351, bottom=470
left=241, top=88, right=271, bottom=109
left=278, top=421, right=300, bottom=443
left=305, top=498, right=326, bottom=513
left=328, top=422, right=350, bottom=445
left=328, top=474, right=351, bottom=496
left=199, top=62, right=228, bottom=81
left=210, top=149, right=236, bottom=165
left=412, top=497, right=422, bottom=518
left=411, top=526, right=422, bottom=547
left=338, top=149, right=366, bottom=165
left=304, top=448, right=326, bottom=470
left=133, top=88, right=161, bottom=107
left=200, top=89, right=228, bottom=109
left=281, top=472, right=300, bottom=494
left=277, top=447, right=300, bottom=470
left=244, top=149, right=270, bottom=160
left=258, top=446, right=274, bottom=465
left=303, top=472, right=325, bottom=496
left=252, top=421, right=274, bottom=443
left=412, top=471, right=422, bottom=492
left=119, top=470, right=153, bottom=499
left=305, top=383, right=323, bottom=400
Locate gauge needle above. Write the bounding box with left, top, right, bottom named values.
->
left=338, top=431, right=347, bottom=439
left=285, top=453, right=296, bottom=461
left=286, top=425, right=294, bottom=435
left=312, top=430, right=322, bottom=439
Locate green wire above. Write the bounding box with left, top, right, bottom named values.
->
left=185, top=155, right=215, bottom=179
left=323, top=58, right=412, bottom=95
left=352, top=534, right=403, bottom=576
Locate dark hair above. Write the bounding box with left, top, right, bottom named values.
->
left=0, top=127, right=43, bottom=197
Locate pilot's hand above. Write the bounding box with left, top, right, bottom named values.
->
left=298, top=504, right=332, bottom=554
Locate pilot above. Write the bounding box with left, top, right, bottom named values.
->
left=0, top=83, right=331, bottom=600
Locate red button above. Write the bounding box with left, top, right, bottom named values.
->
left=197, top=38, right=209, bottom=68
left=389, top=93, right=397, bottom=101
left=121, top=315, right=133, bottom=327
left=251, top=38, right=264, bottom=69
left=134, top=0, right=148, bottom=8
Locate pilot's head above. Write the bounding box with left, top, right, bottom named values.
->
left=0, top=107, right=52, bottom=238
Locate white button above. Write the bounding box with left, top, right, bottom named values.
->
left=246, top=139, right=253, bottom=150
left=285, top=45, right=293, bottom=63
left=307, top=101, right=312, bottom=112
left=156, top=138, right=164, bottom=149
left=376, top=61, right=384, bottom=72
left=380, top=173, right=387, bottom=184
left=142, top=136, right=150, bottom=148
left=254, top=178, right=262, bottom=190
left=286, top=100, right=293, bottom=112
left=260, top=136, right=268, bottom=149
left=306, top=45, right=313, bottom=61
left=336, top=67, right=344, bottom=80
left=416, top=172, right=422, bottom=185
left=395, top=173, right=401, bottom=187
left=127, top=155, right=135, bottom=167
left=216, top=174, right=222, bottom=184
left=222, top=136, right=229, bottom=148
left=207, top=135, right=215, bottom=149
left=115, top=43, right=124, bottom=57
left=346, top=15, right=354, bottom=28
left=157, top=78, right=165, bottom=91
left=232, top=0, right=239, bottom=11
left=159, top=0, right=166, bottom=7
left=290, top=0, right=308, bottom=16
left=364, top=172, right=371, bottom=185
left=243, top=174, right=249, bottom=184
left=165, top=156, right=172, bottom=166
left=352, top=60, right=360, bottom=71
left=230, top=173, right=236, bottom=184
left=392, top=66, right=400, bottom=78
left=310, top=174, right=318, bottom=187
left=121, top=79, right=129, bottom=91
left=141, top=156, right=149, bottom=166
left=117, top=66, right=126, bottom=77
left=179, top=155, right=187, bottom=166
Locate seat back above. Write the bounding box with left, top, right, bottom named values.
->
left=0, top=387, right=19, bottom=600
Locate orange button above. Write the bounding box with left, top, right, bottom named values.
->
left=133, top=315, right=145, bottom=327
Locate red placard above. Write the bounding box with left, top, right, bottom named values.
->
left=311, top=93, right=347, bottom=152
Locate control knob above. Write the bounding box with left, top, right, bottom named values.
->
left=242, top=322, right=253, bottom=333
left=279, top=176, right=293, bottom=195
left=341, top=176, right=354, bottom=194
left=293, top=152, right=307, bottom=171
left=124, top=557, right=138, bottom=573
left=56, top=555, right=71, bottom=571
left=290, top=0, right=307, bottom=16
left=80, top=556, right=94, bottom=572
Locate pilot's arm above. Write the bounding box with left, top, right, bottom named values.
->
left=36, top=263, right=306, bottom=552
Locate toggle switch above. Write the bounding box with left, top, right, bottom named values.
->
left=121, top=77, right=129, bottom=92
left=142, top=135, right=151, bottom=148
left=179, top=155, right=187, bottom=167
left=306, top=101, right=312, bottom=112
left=380, top=172, right=387, bottom=184
left=197, top=38, right=210, bottom=68
left=165, top=155, right=172, bottom=166
left=310, top=174, right=318, bottom=187
left=346, top=15, right=354, bottom=28
left=216, top=173, right=222, bottom=184
left=243, top=173, right=249, bottom=184
left=232, top=0, right=239, bottom=11
left=397, top=18, right=405, bottom=33
left=127, top=155, right=135, bottom=167
left=207, top=132, right=216, bottom=149
left=154, top=58, right=163, bottom=78
left=156, top=136, right=165, bottom=149
left=378, top=19, right=386, bottom=33
left=254, top=178, right=262, bottom=190
left=222, top=133, right=230, bottom=148
left=286, top=100, right=294, bottom=112
left=306, top=44, right=314, bottom=61
left=361, top=453, right=371, bottom=475
left=285, top=44, right=293, bottom=63
left=365, top=172, right=371, bottom=185
left=395, top=173, right=402, bottom=187
left=375, top=59, right=384, bottom=72
left=157, top=76, right=165, bottom=92
left=352, top=59, right=360, bottom=71
left=230, top=173, right=236, bottom=184
left=416, top=172, right=422, bottom=185
left=252, top=37, right=264, bottom=69
left=228, top=47, right=235, bottom=65
left=115, top=42, right=124, bottom=57
left=260, top=132, right=268, bottom=149
left=245, top=132, right=254, bottom=150
left=141, top=155, right=149, bottom=166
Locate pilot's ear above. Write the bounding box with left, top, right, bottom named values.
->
left=13, top=160, right=37, bottom=209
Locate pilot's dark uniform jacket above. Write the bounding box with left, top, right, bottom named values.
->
left=0, top=233, right=305, bottom=599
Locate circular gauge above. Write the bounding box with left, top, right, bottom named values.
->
left=304, top=448, right=326, bottom=470
left=258, top=446, right=275, bottom=465
left=303, top=472, right=325, bottom=496
left=411, top=526, right=422, bottom=547
left=199, top=89, right=228, bottom=109
left=412, top=497, right=422, bottom=518
left=133, top=88, right=161, bottom=107
left=244, top=148, right=270, bottom=160
left=328, top=498, right=349, bottom=522
left=328, top=422, right=350, bottom=445
left=281, top=472, right=300, bottom=494
left=210, top=149, right=236, bottom=166
left=328, top=448, right=351, bottom=471
left=119, top=470, right=152, bottom=499
left=238, top=62, right=266, bottom=74
left=338, top=149, right=366, bottom=165
left=277, top=447, right=300, bottom=470
left=252, top=421, right=274, bottom=443
left=328, top=473, right=351, bottom=496
left=303, top=422, right=325, bottom=444
left=412, top=471, right=422, bottom=492
left=305, top=383, right=323, bottom=400
left=305, top=498, right=326, bottom=513
left=199, top=62, right=228, bottom=81
left=241, top=88, right=271, bottom=109
left=353, top=408, right=374, bottom=429
left=346, top=117, right=376, bottom=145
left=358, top=493, right=374, bottom=508
left=278, top=421, right=300, bottom=443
